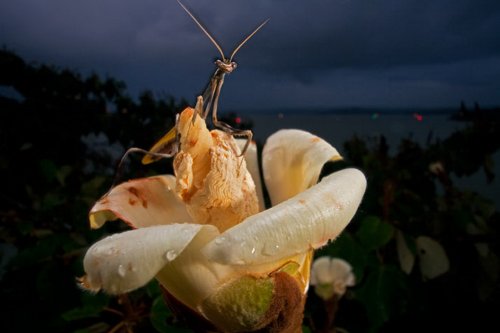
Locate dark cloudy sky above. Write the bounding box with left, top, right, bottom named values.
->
left=1, top=0, right=499, bottom=111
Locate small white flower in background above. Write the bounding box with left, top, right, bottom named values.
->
left=310, top=256, right=355, bottom=300
left=429, top=161, right=445, bottom=175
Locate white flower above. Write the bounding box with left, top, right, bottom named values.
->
left=429, top=161, right=445, bottom=175
left=310, top=257, right=355, bottom=300
left=80, top=104, right=366, bottom=332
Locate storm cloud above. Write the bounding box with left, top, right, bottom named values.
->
left=1, top=0, right=499, bottom=110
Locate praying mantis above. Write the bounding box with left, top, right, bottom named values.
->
left=110, top=0, right=268, bottom=189
left=140, top=0, right=269, bottom=164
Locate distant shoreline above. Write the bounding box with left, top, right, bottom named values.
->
left=232, top=107, right=460, bottom=116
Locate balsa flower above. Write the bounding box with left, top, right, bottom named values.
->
left=81, top=100, right=366, bottom=332
left=310, top=257, right=355, bottom=300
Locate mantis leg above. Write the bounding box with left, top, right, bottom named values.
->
left=201, top=76, right=218, bottom=120
left=211, top=78, right=253, bottom=156
left=107, top=147, right=177, bottom=195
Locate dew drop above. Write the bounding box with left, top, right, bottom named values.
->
left=262, top=243, right=280, bottom=256
left=165, top=249, right=178, bottom=262
left=117, top=264, right=126, bottom=277
left=251, top=247, right=256, bottom=254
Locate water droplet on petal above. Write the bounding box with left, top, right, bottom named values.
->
left=117, top=264, right=126, bottom=277
left=165, top=249, right=178, bottom=262
left=262, top=243, right=280, bottom=256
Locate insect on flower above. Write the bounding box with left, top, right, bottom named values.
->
left=109, top=1, right=268, bottom=189
left=140, top=0, right=269, bottom=165
left=80, top=4, right=367, bottom=332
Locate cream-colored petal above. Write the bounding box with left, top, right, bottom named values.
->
left=329, top=258, right=355, bottom=286
left=416, top=236, right=450, bottom=280
left=89, top=175, right=192, bottom=229
left=396, top=231, right=415, bottom=274
left=156, top=230, right=314, bottom=311
left=310, top=257, right=354, bottom=287
left=203, top=168, right=366, bottom=266
left=262, top=129, right=342, bottom=206
left=236, top=139, right=265, bottom=212
left=81, top=224, right=218, bottom=294
left=158, top=239, right=313, bottom=309
left=155, top=224, right=230, bottom=310
left=310, top=256, right=334, bottom=285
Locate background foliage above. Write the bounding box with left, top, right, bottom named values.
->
left=1, top=49, right=498, bottom=332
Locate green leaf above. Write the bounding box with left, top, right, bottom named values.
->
left=356, top=216, right=395, bottom=251
left=62, top=292, right=110, bottom=321
left=150, top=296, right=171, bottom=333
left=56, top=164, right=73, bottom=186
left=81, top=176, right=107, bottom=195
left=150, top=296, right=191, bottom=333
left=145, top=279, right=162, bottom=298
left=356, top=265, right=409, bottom=332
left=39, top=159, right=58, bottom=183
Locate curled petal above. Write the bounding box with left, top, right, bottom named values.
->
left=203, top=168, right=366, bottom=266
left=89, top=175, right=192, bottom=229
left=236, top=139, right=265, bottom=212
left=81, top=224, right=218, bottom=294
left=262, top=129, right=342, bottom=206
left=157, top=242, right=312, bottom=312
left=155, top=224, right=230, bottom=310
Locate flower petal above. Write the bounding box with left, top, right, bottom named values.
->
left=396, top=231, right=415, bottom=274
left=157, top=246, right=311, bottom=312
left=236, top=139, right=265, bottom=212
left=81, top=224, right=217, bottom=294
left=310, top=256, right=334, bottom=285
left=329, top=258, right=355, bottom=287
left=89, top=175, right=192, bottom=229
left=262, top=129, right=342, bottom=206
left=416, top=236, right=450, bottom=280
left=155, top=224, right=231, bottom=310
left=203, top=168, right=366, bottom=266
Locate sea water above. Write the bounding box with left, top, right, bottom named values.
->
left=242, top=111, right=499, bottom=208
